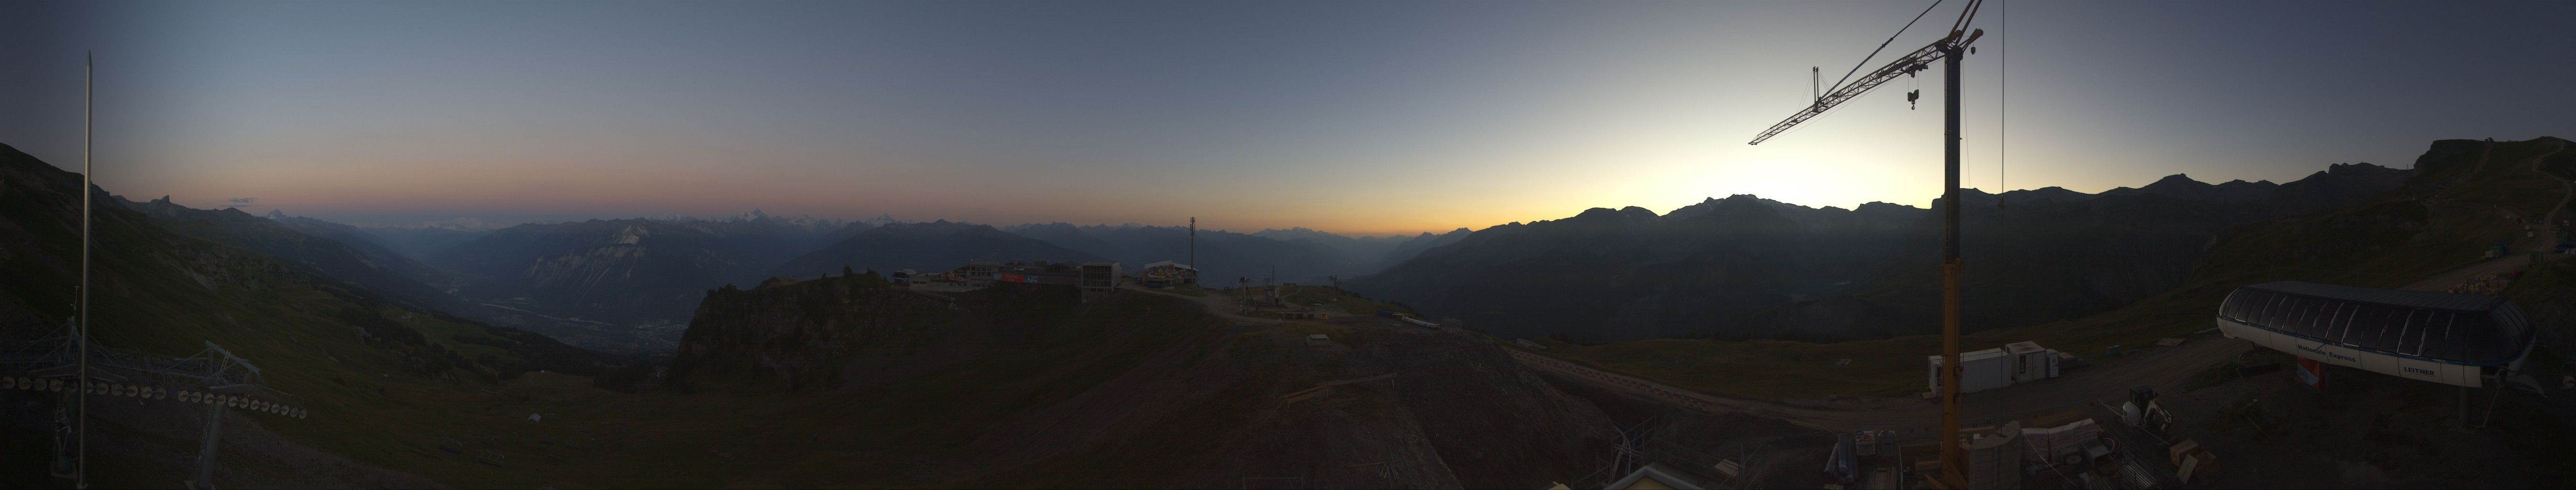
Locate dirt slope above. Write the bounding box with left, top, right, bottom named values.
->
left=657, top=277, right=1804, bottom=488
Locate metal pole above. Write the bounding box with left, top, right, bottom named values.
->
left=1189, top=217, right=1195, bottom=284
left=78, top=50, right=93, bottom=490
left=193, top=399, right=222, bottom=489
left=1938, top=43, right=1968, bottom=490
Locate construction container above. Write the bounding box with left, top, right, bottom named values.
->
left=1926, top=348, right=2013, bottom=394
left=2004, top=341, right=2059, bottom=383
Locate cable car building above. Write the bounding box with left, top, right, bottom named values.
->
left=2216, top=281, right=2534, bottom=388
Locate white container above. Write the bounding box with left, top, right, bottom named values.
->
left=2006, top=341, right=2057, bottom=383
left=1928, top=347, right=2014, bottom=394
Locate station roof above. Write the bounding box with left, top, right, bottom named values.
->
left=2224, top=281, right=2532, bottom=365
left=2241, top=281, right=2509, bottom=312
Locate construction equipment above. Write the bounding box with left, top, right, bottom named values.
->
left=1749, top=0, right=1987, bottom=486
left=2121, top=385, right=2173, bottom=440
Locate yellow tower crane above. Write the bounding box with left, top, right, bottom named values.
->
left=1747, top=0, right=1986, bottom=487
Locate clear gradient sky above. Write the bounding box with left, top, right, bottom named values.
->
left=4, top=1, right=2572, bottom=236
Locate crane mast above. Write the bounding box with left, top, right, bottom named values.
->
left=1745, top=1, right=1984, bottom=488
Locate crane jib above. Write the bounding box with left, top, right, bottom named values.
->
left=1748, top=29, right=1982, bottom=145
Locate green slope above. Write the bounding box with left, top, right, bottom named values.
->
left=0, top=144, right=645, bottom=488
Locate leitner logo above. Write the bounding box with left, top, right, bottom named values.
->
left=2296, top=343, right=2359, bottom=363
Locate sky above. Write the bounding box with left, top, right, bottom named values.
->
left=3, top=1, right=2572, bottom=236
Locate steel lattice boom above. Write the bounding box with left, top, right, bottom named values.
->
left=1747, top=29, right=1983, bottom=146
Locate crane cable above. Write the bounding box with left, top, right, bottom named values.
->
left=1827, top=0, right=1948, bottom=97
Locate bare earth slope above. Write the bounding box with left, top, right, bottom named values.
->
left=648, top=278, right=1832, bottom=488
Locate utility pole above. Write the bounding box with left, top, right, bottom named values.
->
left=1188, top=217, right=1196, bottom=284
left=1747, top=2, right=1984, bottom=487
left=77, top=50, right=93, bottom=490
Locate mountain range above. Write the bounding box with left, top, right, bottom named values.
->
left=29, top=141, right=2419, bottom=354
left=768, top=221, right=1105, bottom=278
left=1000, top=223, right=1369, bottom=286
left=1346, top=160, right=2413, bottom=342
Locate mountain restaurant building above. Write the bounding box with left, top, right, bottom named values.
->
left=1137, top=260, right=1198, bottom=288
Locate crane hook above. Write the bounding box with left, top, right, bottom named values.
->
left=1907, top=90, right=1920, bottom=110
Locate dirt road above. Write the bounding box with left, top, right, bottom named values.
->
left=1509, top=335, right=2251, bottom=433
left=1128, top=283, right=1277, bottom=323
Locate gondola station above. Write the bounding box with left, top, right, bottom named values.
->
left=2215, top=281, right=2536, bottom=388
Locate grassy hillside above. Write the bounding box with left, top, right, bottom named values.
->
left=1550, top=137, right=2570, bottom=399
left=0, top=143, right=649, bottom=487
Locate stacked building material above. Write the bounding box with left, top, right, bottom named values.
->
left=1965, top=421, right=2023, bottom=490
left=2018, top=418, right=2103, bottom=465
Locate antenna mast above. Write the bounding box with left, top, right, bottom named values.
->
left=77, top=50, right=93, bottom=490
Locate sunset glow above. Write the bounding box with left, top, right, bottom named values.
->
left=6, top=1, right=2571, bottom=235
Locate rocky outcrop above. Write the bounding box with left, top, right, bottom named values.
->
left=668, top=273, right=971, bottom=390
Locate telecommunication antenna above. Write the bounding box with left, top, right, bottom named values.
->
left=1746, top=1, right=1987, bottom=487
left=77, top=49, right=93, bottom=490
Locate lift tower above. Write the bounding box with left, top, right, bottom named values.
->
left=1747, top=1, right=1984, bottom=487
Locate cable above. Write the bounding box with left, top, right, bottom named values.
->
left=1827, top=0, right=1947, bottom=94
left=2000, top=0, right=2007, bottom=194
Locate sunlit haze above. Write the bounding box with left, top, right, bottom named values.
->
left=5, top=1, right=2571, bottom=235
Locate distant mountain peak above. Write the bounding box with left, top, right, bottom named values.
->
left=1853, top=201, right=1920, bottom=213
left=1573, top=207, right=1617, bottom=216
left=639, top=209, right=853, bottom=233
left=2146, top=173, right=2206, bottom=187
left=265, top=210, right=288, bottom=220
